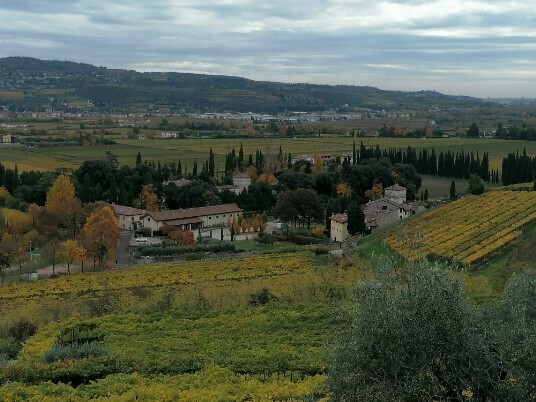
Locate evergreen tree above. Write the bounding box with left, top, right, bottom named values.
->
left=135, top=152, right=142, bottom=165
left=208, top=148, right=215, bottom=177
left=467, top=122, right=480, bottom=138
left=192, top=160, right=198, bottom=176
left=468, top=174, right=485, bottom=195
left=238, top=143, right=244, bottom=167
left=424, top=189, right=429, bottom=201
left=347, top=202, right=366, bottom=235
left=450, top=180, right=456, bottom=200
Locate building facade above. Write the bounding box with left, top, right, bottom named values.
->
left=141, top=203, right=243, bottom=235
left=330, top=213, right=349, bottom=242
left=364, top=184, right=421, bottom=233
left=112, top=205, right=145, bottom=230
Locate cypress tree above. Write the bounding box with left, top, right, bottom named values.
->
left=136, top=152, right=142, bottom=165
left=209, top=148, right=215, bottom=177
left=450, top=180, right=456, bottom=200
left=238, top=143, right=244, bottom=167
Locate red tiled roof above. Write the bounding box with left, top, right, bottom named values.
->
left=330, top=213, right=348, bottom=224
left=112, top=204, right=145, bottom=216
left=146, top=203, right=243, bottom=222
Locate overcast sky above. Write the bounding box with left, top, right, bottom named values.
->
left=0, top=0, right=534, bottom=98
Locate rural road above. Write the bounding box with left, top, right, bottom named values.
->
left=116, top=229, right=133, bottom=267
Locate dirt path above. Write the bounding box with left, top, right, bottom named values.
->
left=36, top=264, right=83, bottom=279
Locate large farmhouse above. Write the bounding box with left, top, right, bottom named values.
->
left=329, top=184, right=422, bottom=242
left=112, top=205, right=145, bottom=230
left=141, top=203, right=243, bottom=235
left=364, top=184, right=422, bottom=233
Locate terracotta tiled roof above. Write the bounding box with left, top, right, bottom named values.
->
left=146, top=203, right=243, bottom=222
left=330, top=213, right=348, bottom=224
left=112, top=204, right=145, bottom=216
left=365, top=198, right=400, bottom=209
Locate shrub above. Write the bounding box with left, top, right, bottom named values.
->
left=8, top=319, right=37, bottom=342
left=313, top=247, right=329, bottom=255
left=140, top=227, right=152, bottom=237
left=256, top=234, right=276, bottom=245
left=41, top=342, right=110, bottom=363
left=0, top=337, right=22, bottom=359
left=288, top=234, right=324, bottom=245
left=248, top=288, right=278, bottom=306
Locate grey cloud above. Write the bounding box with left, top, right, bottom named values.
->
left=0, top=0, right=534, bottom=97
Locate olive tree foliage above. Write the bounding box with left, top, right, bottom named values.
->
left=328, top=260, right=536, bottom=401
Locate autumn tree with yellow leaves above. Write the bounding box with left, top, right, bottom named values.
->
left=80, top=206, right=119, bottom=270
left=365, top=182, right=384, bottom=201
left=46, top=174, right=75, bottom=208
left=59, top=239, right=86, bottom=275
left=141, top=184, right=159, bottom=212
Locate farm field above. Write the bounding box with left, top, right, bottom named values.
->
left=420, top=175, right=500, bottom=200
left=383, top=191, right=536, bottom=265
left=1, top=137, right=536, bottom=172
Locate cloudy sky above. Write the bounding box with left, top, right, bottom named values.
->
left=0, top=0, right=534, bottom=98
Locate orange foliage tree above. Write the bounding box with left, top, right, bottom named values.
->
left=27, top=203, right=40, bottom=227
left=336, top=183, right=352, bottom=198
left=80, top=206, right=119, bottom=270
left=168, top=230, right=196, bottom=247
left=365, top=183, right=384, bottom=201
left=141, top=184, right=159, bottom=212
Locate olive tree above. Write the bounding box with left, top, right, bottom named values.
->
left=327, top=260, right=534, bottom=401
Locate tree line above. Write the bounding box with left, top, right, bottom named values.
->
left=349, top=142, right=495, bottom=182
left=501, top=148, right=536, bottom=186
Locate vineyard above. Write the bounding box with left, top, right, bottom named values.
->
left=383, top=191, right=536, bottom=265
left=17, top=304, right=331, bottom=375
left=2, top=305, right=332, bottom=400
left=0, top=252, right=361, bottom=399
left=0, top=253, right=316, bottom=301
left=0, top=365, right=325, bottom=401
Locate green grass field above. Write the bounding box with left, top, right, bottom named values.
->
left=2, top=137, right=536, bottom=172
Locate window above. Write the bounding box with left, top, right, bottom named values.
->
left=209, top=217, right=212, bottom=219
left=131, top=217, right=134, bottom=221
left=223, top=215, right=226, bottom=218
left=216, top=215, right=219, bottom=218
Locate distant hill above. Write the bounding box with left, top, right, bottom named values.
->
left=0, top=56, right=483, bottom=113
